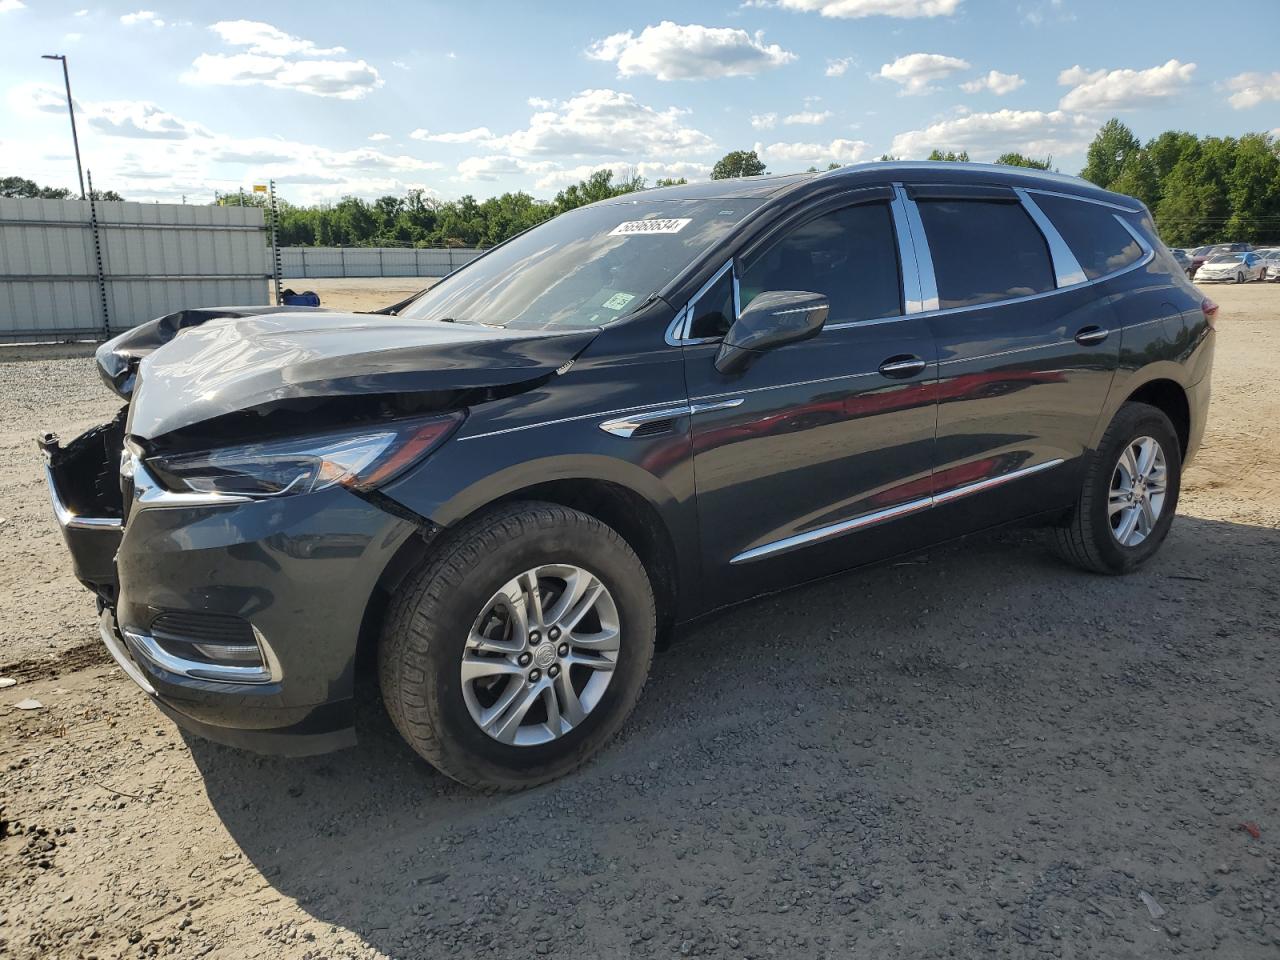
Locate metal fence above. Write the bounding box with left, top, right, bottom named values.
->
left=0, top=198, right=271, bottom=343
left=281, top=246, right=484, bottom=279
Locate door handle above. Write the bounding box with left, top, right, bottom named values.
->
left=878, top=355, right=927, bottom=379
left=1074, top=325, right=1109, bottom=346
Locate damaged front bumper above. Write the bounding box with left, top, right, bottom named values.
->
left=41, top=418, right=421, bottom=756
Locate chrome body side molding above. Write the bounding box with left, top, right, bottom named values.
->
left=730, top=458, right=1065, bottom=564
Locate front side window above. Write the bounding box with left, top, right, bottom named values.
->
left=739, top=202, right=903, bottom=322
left=398, top=198, right=761, bottom=330
left=1032, top=193, right=1143, bottom=281
left=915, top=199, right=1055, bottom=309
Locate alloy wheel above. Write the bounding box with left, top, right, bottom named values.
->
left=1108, top=436, right=1168, bottom=547
left=461, top=564, right=620, bottom=746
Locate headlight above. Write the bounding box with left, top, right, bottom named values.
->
left=146, top=411, right=465, bottom=498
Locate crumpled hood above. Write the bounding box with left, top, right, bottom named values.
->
left=100, top=306, right=596, bottom=440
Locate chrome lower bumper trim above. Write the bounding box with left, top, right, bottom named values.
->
left=45, top=465, right=122, bottom=532
left=100, top=616, right=156, bottom=695
left=121, top=627, right=281, bottom=685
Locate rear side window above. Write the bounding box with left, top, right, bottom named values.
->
left=915, top=199, right=1055, bottom=309
left=739, top=202, right=903, bottom=323
left=1033, top=193, right=1143, bottom=280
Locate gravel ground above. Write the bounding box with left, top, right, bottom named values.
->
left=1, top=283, right=1278, bottom=959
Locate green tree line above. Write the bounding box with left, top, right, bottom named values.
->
left=6, top=120, right=1276, bottom=248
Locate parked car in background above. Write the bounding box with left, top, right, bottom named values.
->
left=1187, top=242, right=1253, bottom=278
left=1260, top=250, right=1280, bottom=280
left=1195, top=251, right=1265, bottom=283
left=1171, top=248, right=1193, bottom=276
left=41, top=162, right=1217, bottom=790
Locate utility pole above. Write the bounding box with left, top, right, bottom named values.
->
left=41, top=54, right=86, bottom=199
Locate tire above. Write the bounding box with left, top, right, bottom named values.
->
left=378, top=500, right=656, bottom=791
left=1236, top=272, right=1244, bottom=284
left=1050, top=402, right=1182, bottom=575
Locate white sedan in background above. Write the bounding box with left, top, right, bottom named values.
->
left=1195, top=251, right=1265, bottom=283
left=1260, top=250, right=1280, bottom=280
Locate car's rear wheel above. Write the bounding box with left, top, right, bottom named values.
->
left=1236, top=271, right=1245, bottom=284
left=1049, top=402, right=1182, bottom=574
left=379, top=501, right=656, bottom=791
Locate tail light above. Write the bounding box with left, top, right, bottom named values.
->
left=1201, top=297, right=1219, bottom=329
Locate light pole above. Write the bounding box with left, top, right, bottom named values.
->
left=41, top=54, right=86, bottom=199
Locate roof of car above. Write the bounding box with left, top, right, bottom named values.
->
left=631, top=160, right=1142, bottom=210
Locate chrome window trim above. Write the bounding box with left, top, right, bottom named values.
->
left=730, top=457, right=1064, bottom=564
left=893, top=184, right=940, bottom=313
left=665, top=258, right=738, bottom=345
left=1015, top=187, right=1088, bottom=287
left=1025, top=187, right=1142, bottom=214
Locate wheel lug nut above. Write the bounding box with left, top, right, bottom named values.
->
left=557, top=643, right=569, bottom=657
left=548, top=627, right=560, bottom=640
left=529, top=669, right=541, bottom=683
left=548, top=665, right=560, bottom=678
left=518, top=652, right=532, bottom=667
left=529, top=630, right=540, bottom=643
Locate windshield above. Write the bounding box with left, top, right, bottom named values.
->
left=1207, top=253, right=1244, bottom=263
left=1192, top=246, right=1213, bottom=256
left=398, top=197, right=762, bottom=330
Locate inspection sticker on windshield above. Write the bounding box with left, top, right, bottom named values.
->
left=602, top=292, right=635, bottom=311
left=609, top=218, right=691, bottom=236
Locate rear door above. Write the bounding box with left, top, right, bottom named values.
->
left=679, top=189, right=940, bottom=607
left=904, top=184, right=1123, bottom=529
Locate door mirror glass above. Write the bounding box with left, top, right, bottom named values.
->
left=714, top=290, right=829, bottom=375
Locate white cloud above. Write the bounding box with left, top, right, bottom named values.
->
left=890, top=108, right=1093, bottom=158
left=1225, top=72, right=1280, bottom=110
left=120, top=9, right=163, bottom=26
left=391, top=60, right=408, bottom=70
left=751, top=112, right=778, bottom=130
left=754, top=138, right=869, bottom=170
left=784, top=110, right=832, bottom=125
left=0, top=0, right=26, bottom=12
left=775, top=0, right=961, bottom=18
left=208, top=20, right=344, bottom=56
left=368, top=132, right=390, bottom=141
left=74, top=7, right=87, bottom=14
left=5, top=82, right=445, bottom=204
left=587, top=21, right=795, bottom=80
left=88, top=100, right=210, bottom=139
left=879, top=53, right=970, bottom=95
left=530, top=160, right=711, bottom=190
left=490, top=88, right=715, bottom=158
left=410, top=126, right=495, bottom=144
left=186, top=53, right=383, bottom=100
left=961, top=69, right=1024, bottom=95
left=825, top=57, right=855, bottom=77
left=527, top=96, right=554, bottom=109
left=1058, top=59, right=1196, bottom=111
left=186, top=21, right=383, bottom=99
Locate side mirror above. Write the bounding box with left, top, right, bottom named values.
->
left=714, top=291, right=829, bottom=375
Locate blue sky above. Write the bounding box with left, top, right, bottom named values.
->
left=2, top=0, right=1277, bottom=205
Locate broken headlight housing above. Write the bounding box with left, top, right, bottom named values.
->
left=147, top=411, right=465, bottom=499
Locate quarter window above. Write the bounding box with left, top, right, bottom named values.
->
left=687, top=268, right=736, bottom=340
left=1032, top=193, right=1143, bottom=280
left=915, top=199, right=1055, bottom=309
left=739, top=202, right=903, bottom=323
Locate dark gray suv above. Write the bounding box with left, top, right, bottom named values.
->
left=43, top=162, right=1215, bottom=790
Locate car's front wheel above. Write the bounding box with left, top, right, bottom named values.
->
left=1050, top=401, right=1182, bottom=574
left=379, top=501, right=656, bottom=791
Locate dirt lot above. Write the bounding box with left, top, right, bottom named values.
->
left=2, top=282, right=1278, bottom=959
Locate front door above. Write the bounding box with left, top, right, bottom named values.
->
left=681, top=195, right=939, bottom=607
